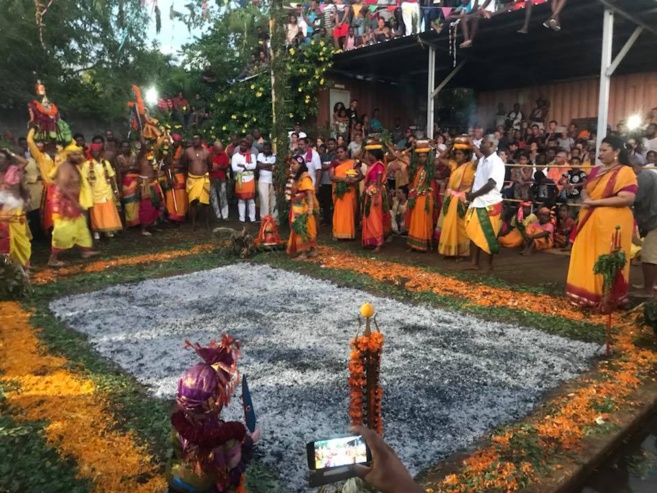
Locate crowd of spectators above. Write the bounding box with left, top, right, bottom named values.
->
left=284, top=0, right=568, bottom=51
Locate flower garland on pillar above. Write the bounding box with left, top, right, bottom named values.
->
left=348, top=303, right=384, bottom=435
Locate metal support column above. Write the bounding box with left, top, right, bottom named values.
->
left=426, top=45, right=436, bottom=138
left=596, top=8, right=614, bottom=161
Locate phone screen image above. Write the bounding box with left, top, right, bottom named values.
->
left=310, top=435, right=369, bottom=470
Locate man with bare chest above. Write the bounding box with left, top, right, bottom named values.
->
left=137, top=139, right=164, bottom=235
left=48, top=144, right=98, bottom=267
left=181, top=133, right=212, bottom=230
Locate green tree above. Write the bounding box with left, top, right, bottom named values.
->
left=0, top=0, right=180, bottom=121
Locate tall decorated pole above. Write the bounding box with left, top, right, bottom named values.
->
left=349, top=303, right=384, bottom=435
left=269, top=0, right=291, bottom=223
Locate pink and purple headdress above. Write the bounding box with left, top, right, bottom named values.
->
left=176, top=334, right=241, bottom=416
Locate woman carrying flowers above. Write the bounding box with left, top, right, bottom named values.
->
left=287, top=155, right=319, bottom=259
left=330, top=145, right=362, bottom=240
left=407, top=141, right=435, bottom=252
left=436, top=137, right=476, bottom=258
left=361, top=139, right=390, bottom=252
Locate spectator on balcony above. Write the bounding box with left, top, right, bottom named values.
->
left=286, top=14, right=302, bottom=46
left=457, top=0, right=493, bottom=49
left=401, top=0, right=420, bottom=36
left=644, top=123, right=657, bottom=156
left=347, top=99, right=359, bottom=126
left=374, top=16, right=392, bottom=43
left=506, top=103, right=524, bottom=131
left=557, top=128, right=574, bottom=152
left=391, top=13, right=405, bottom=38
left=529, top=98, right=550, bottom=130
left=323, top=0, right=336, bottom=36
left=344, top=26, right=358, bottom=51
left=335, top=108, right=350, bottom=140
left=369, top=109, right=383, bottom=134
left=333, top=0, right=351, bottom=49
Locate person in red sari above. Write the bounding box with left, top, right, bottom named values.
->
left=361, top=139, right=390, bottom=252
left=566, top=135, right=637, bottom=308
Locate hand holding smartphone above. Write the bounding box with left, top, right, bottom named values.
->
left=306, top=434, right=371, bottom=471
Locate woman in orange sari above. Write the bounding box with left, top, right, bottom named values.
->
left=330, top=145, right=362, bottom=240
left=361, top=141, right=389, bottom=251
left=407, top=141, right=435, bottom=252
left=436, top=140, right=476, bottom=258
left=287, top=156, right=319, bottom=259
left=566, top=136, right=637, bottom=308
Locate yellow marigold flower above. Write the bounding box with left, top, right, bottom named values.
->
left=289, top=113, right=294, bottom=118
left=320, top=78, right=324, bottom=84
left=289, top=48, right=295, bottom=55
left=319, top=41, right=325, bottom=47
left=311, top=40, right=315, bottom=45
left=250, top=84, right=255, bottom=90
left=231, top=114, right=237, bottom=119
left=222, top=125, right=227, bottom=131
left=298, top=87, right=303, bottom=92
left=256, top=92, right=262, bottom=97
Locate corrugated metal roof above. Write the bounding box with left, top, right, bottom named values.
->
left=330, top=0, right=657, bottom=90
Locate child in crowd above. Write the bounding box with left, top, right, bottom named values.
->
left=554, top=203, right=574, bottom=248
left=391, top=187, right=409, bottom=236
left=562, top=156, right=587, bottom=213
left=521, top=207, right=555, bottom=256
left=511, top=152, right=533, bottom=201
left=530, top=170, right=558, bottom=209
left=499, top=202, right=537, bottom=249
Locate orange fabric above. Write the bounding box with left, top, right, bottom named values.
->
left=166, top=170, right=189, bottom=222
left=525, top=222, right=553, bottom=250
left=361, top=162, right=387, bottom=248
left=287, top=174, right=318, bottom=256
left=407, top=165, right=435, bottom=252
left=566, top=165, right=638, bottom=307
left=332, top=159, right=359, bottom=240
left=547, top=165, right=569, bottom=192
left=235, top=174, right=256, bottom=200
left=437, top=161, right=475, bottom=257
left=89, top=200, right=122, bottom=233
left=499, top=228, right=524, bottom=248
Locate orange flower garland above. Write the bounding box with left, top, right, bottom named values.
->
left=31, top=243, right=215, bottom=284
left=349, top=304, right=384, bottom=435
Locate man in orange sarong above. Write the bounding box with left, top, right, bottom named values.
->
left=86, top=143, right=123, bottom=240
left=406, top=141, right=435, bottom=252
left=26, top=127, right=62, bottom=233
left=330, top=145, right=362, bottom=240
left=117, top=141, right=140, bottom=228
left=465, top=135, right=506, bottom=272
left=436, top=139, right=476, bottom=258
left=361, top=140, right=390, bottom=251
left=566, top=136, right=637, bottom=308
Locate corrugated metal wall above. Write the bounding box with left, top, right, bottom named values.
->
left=476, top=72, right=657, bottom=130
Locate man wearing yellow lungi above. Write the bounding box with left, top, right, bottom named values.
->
left=165, top=137, right=189, bottom=223
left=48, top=144, right=98, bottom=267
left=181, top=134, right=212, bottom=230
left=117, top=141, right=141, bottom=227
left=0, top=149, right=32, bottom=267
left=465, top=135, right=506, bottom=272
left=86, top=143, right=122, bottom=239
left=231, top=138, right=257, bottom=223
left=26, top=127, right=62, bottom=233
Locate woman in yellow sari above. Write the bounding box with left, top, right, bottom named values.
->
left=361, top=141, right=389, bottom=251
left=330, top=145, right=362, bottom=240
left=407, top=141, right=435, bottom=252
left=287, top=156, right=319, bottom=259
left=436, top=141, right=476, bottom=258
left=566, top=136, right=637, bottom=308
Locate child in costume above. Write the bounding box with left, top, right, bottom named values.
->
left=167, top=335, right=258, bottom=493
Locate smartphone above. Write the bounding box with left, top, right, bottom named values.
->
left=306, top=435, right=372, bottom=470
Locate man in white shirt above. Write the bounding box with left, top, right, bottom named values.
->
left=297, top=137, right=322, bottom=190
left=256, top=142, right=277, bottom=221
left=643, top=123, right=657, bottom=157
left=231, top=138, right=257, bottom=222
left=465, top=135, right=506, bottom=272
